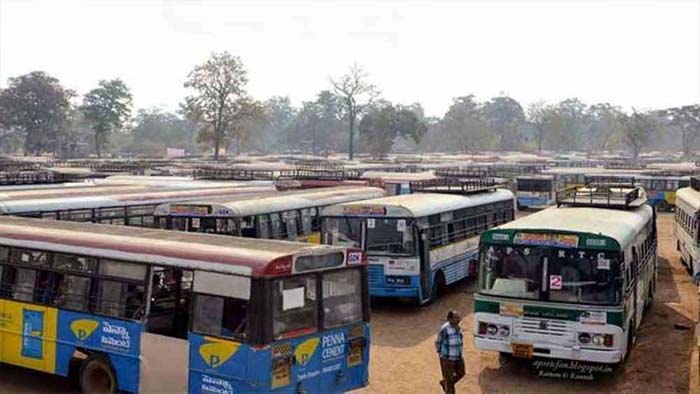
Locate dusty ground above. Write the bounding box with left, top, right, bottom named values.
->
left=0, top=213, right=697, bottom=393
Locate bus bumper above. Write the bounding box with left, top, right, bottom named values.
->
left=473, top=336, right=623, bottom=364
left=517, top=196, right=550, bottom=208
left=369, top=286, right=420, bottom=298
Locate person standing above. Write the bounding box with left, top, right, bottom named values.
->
left=435, top=310, right=465, bottom=394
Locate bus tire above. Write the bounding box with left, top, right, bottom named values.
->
left=432, top=271, right=446, bottom=300
left=79, top=354, right=117, bottom=394
left=498, top=352, right=513, bottom=367
left=624, top=325, right=635, bottom=361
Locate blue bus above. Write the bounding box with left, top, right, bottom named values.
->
left=0, top=216, right=369, bottom=393
left=321, top=188, right=515, bottom=304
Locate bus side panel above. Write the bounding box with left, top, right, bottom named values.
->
left=188, top=333, right=258, bottom=393
left=429, top=238, right=479, bottom=284
left=0, top=300, right=57, bottom=374
left=55, top=310, right=142, bottom=393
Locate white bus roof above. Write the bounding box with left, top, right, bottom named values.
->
left=0, top=186, right=276, bottom=215
left=154, top=186, right=385, bottom=217
left=494, top=205, right=653, bottom=247
left=676, top=187, right=700, bottom=212
left=321, top=189, right=514, bottom=218
left=0, top=216, right=348, bottom=276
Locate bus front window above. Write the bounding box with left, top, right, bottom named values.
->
left=366, top=219, right=415, bottom=256
left=323, top=217, right=363, bottom=248
left=548, top=250, right=621, bottom=305
left=479, top=245, right=542, bottom=300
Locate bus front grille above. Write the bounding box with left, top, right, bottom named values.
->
left=515, top=317, right=572, bottom=338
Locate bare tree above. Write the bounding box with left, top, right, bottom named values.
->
left=527, top=101, right=553, bottom=152
left=661, top=105, right=700, bottom=158
left=620, top=109, right=659, bottom=161
left=330, top=64, right=379, bottom=159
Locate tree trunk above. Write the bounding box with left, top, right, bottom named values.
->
left=95, top=131, right=101, bottom=159
left=214, top=128, right=221, bottom=161
left=348, top=112, right=355, bottom=160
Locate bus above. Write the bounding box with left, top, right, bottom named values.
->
left=321, top=183, right=515, bottom=304
left=637, top=174, right=690, bottom=211
left=515, top=175, right=555, bottom=209
left=0, top=185, right=276, bottom=226
left=674, top=177, right=700, bottom=279
left=0, top=216, right=369, bottom=393
left=473, top=184, right=657, bottom=364
left=154, top=186, right=385, bottom=243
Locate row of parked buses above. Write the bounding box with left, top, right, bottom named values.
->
left=6, top=167, right=700, bottom=392
left=515, top=168, right=692, bottom=211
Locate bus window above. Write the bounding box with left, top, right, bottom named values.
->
left=53, top=254, right=97, bottom=274
left=323, top=217, right=362, bottom=248
left=285, top=211, right=299, bottom=240
left=367, top=219, right=416, bottom=255
left=99, top=260, right=147, bottom=281
left=300, top=208, right=313, bottom=235
left=54, top=274, right=91, bottom=311
left=256, top=215, right=270, bottom=238
left=11, top=249, right=49, bottom=267
left=95, top=280, right=145, bottom=319
left=270, top=213, right=284, bottom=239
left=480, top=246, right=542, bottom=300
left=272, top=275, right=317, bottom=338
left=547, top=250, right=621, bottom=305
left=322, top=269, right=363, bottom=329
left=192, top=294, right=248, bottom=340
left=1, top=267, right=36, bottom=302
left=652, top=180, right=666, bottom=191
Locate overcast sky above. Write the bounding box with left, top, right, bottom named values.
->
left=1, top=0, right=698, bottom=117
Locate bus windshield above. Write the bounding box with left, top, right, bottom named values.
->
left=323, top=217, right=363, bottom=248
left=479, top=244, right=621, bottom=305
left=517, top=179, right=552, bottom=192
left=366, top=218, right=415, bottom=256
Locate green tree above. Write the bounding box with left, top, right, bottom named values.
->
left=526, top=101, right=557, bottom=152
left=130, top=108, right=199, bottom=156
left=81, top=79, right=133, bottom=158
left=331, top=64, right=379, bottom=160
left=587, top=103, right=624, bottom=151
left=481, top=96, right=525, bottom=151
left=0, top=71, right=73, bottom=155
left=661, top=105, right=700, bottom=158
left=183, top=52, right=253, bottom=160
left=442, top=95, right=492, bottom=153
left=359, top=102, right=427, bottom=158
left=620, top=110, right=659, bottom=161
left=555, top=98, right=590, bottom=151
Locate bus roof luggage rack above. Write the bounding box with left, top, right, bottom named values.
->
left=556, top=183, right=647, bottom=209
left=690, top=176, right=700, bottom=191
left=193, top=167, right=277, bottom=180
left=603, top=161, right=647, bottom=170
left=410, top=177, right=507, bottom=195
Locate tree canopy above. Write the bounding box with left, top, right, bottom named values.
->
left=81, top=79, right=132, bottom=158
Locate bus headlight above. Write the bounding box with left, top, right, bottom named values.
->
left=578, top=333, right=591, bottom=344
left=498, top=325, right=510, bottom=337
left=591, top=334, right=605, bottom=346
left=486, top=324, right=498, bottom=335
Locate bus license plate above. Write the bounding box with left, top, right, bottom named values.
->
left=347, top=339, right=364, bottom=367
left=512, top=343, right=533, bottom=359
left=386, top=276, right=410, bottom=285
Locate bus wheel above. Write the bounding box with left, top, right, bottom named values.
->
left=498, top=352, right=513, bottom=367
left=432, top=271, right=446, bottom=300
left=80, top=354, right=117, bottom=394
left=624, top=327, right=635, bottom=362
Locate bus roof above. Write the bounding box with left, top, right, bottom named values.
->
left=490, top=205, right=653, bottom=248
left=0, top=186, right=276, bottom=215
left=0, top=216, right=349, bottom=276
left=676, top=187, right=700, bottom=212
left=154, top=186, right=385, bottom=217
left=321, top=189, right=514, bottom=218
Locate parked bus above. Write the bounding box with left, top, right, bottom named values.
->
left=0, top=185, right=276, bottom=226
left=515, top=175, right=555, bottom=209
left=321, top=183, right=515, bottom=304
left=474, top=184, right=656, bottom=364
left=0, top=216, right=369, bottom=393
left=674, top=177, right=700, bottom=279
left=637, top=174, right=690, bottom=211
left=154, top=186, right=385, bottom=243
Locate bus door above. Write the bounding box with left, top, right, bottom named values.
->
left=418, top=227, right=431, bottom=302
left=139, top=267, right=194, bottom=393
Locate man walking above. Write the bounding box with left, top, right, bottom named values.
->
left=435, top=310, right=465, bottom=394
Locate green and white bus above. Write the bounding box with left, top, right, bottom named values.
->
left=473, top=184, right=657, bottom=364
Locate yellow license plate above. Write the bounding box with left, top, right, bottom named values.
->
left=511, top=343, right=533, bottom=359
left=347, top=344, right=363, bottom=367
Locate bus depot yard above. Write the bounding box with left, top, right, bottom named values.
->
left=0, top=154, right=697, bottom=393
left=0, top=212, right=696, bottom=394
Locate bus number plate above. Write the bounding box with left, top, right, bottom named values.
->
left=512, top=343, right=533, bottom=359
left=386, top=276, right=410, bottom=285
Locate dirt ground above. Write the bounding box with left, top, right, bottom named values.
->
left=362, top=212, right=699, bottom=394
left=0, top=213, right=697, bottom=393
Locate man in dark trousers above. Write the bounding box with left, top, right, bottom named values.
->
left=435, top=310, right=465, bottom=394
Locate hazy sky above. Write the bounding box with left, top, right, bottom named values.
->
left=1, top=0, right=698, bottom=117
